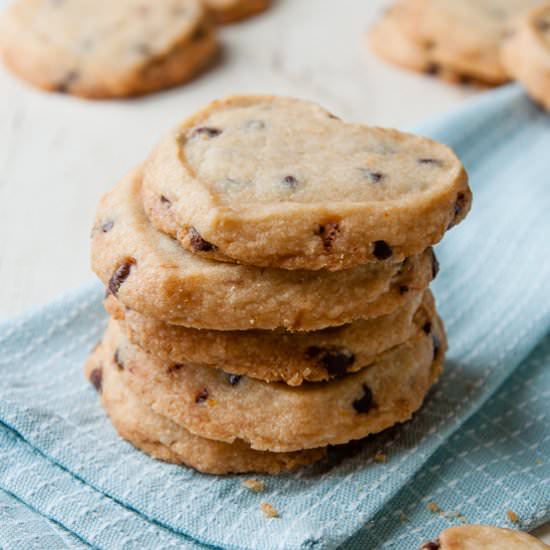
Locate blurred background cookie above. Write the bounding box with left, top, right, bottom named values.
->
left=0, top=0, right=218, bottom=98
left=501, top=1, right=550, bottom=110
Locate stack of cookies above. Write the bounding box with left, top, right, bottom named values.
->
left=86, top=95, right=472, bottom=475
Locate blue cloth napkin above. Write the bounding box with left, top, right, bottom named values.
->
left=0, top=84, right=549, bottom=550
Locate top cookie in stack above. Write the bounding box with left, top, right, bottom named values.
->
left=142, top=95, right=470, bottom=270
left=88, top=95, right=471, bottom=475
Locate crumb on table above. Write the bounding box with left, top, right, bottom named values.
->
left=373, top=452, right=387, bottom=463
left=243, top=479, right=265, bottom=492
left=261, top=502, right=279, bottom=518
left=507, top=510, right=520, bottom=523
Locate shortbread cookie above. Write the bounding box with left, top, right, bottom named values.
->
left=142, top=95, right=470, bottom=270
left=92, top=167, right=436, bottom=330
left=419, top=525, right=550, bottom=549
left=385, top=0, right=540, bottom=85
left=0, top=0, right=217, bottom=98
left=203, top=0, right=270, bottom=23
left=85, top=342, right=325, bottom=474
left=107, top=315, right=446, bottom=452
left=501, top=2, right=550, bottom=111
left=106, top=290, right=432, bottom=385
left=368, top=5, right=484, bottom=84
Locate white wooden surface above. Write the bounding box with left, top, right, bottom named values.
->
left=0, top=0, right=548, bottom=542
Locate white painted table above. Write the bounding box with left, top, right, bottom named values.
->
left=0, top=0, right=548, bottom=543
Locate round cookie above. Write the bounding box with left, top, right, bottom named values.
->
left=106, top=290, right=432, bottom=385
left=92, top=166, right=437, bottom=331
left=0, top=0, right=218, bottom=99
left=85, top=342, right=325, bottom=474
left=142, top=95, right=470, bottom=270
left=203, top=0, right=270, bottom=24
left=501, top=2, right=550, bottom=111
left=387, top=0, right=541, bottom=85
left=108, top=315, right=446, bottom=452
left=368, top=5, right=486, bottom=85
left=419, top=524, right=550, bottom=549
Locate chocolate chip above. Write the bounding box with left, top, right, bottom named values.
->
left=227, top=374, right=242, bottom=386
left=535, top=19, right=550, bottom=32
left=282, top=175, right=298, bottom=189
left=424, top=63, right=441, bottom=76
left=101, top=220, right=114, bottom=233
left=192, top=25, right=208, bottom=42
left=418, top=157, right=443, bottom=166
left=57, top=70, right=79, bottom=93
left=353, top=384, right=375, bottom=414
left=245, top=120, right=265, bottom=130
left=134, top=42, right=152, bottom=56
left=305, top=347, right=355, bottom=377
left=108, top=258, right=136, bottom=296
left=422, top=321, right=432, bottom=334
left=399, top=285, right=409, bottom=295
left=360, top=169, right=384, bottom=183
left=160, top=195, right=171, bottom=206
left=114, top=349, right=124, bottom=371
left=430, top=249, right=440, bottom=280
left=432, top=333, right=441, bottom=359
left=454, top=192, right=467, bottom=218
left=424, top=39, right=436, bottom=51
left=189, top=227, right=217, bottom=252
left=327, top=113, right=341, bottom=120
left=192, top=127, right=222, bottom=138
left=168, top=363, right=184, bottom=373
left=316, top=222, right=340, bottom=250
left=373, top=240, right=393, bottom=260
left=421, top=541, right=441, bottom=550
left=89, top=368, right=102, bottom=393
left=195, top=388, right=209, bottom=403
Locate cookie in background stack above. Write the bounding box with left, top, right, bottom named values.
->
left=0, top=0, right=218, bottom=98
left=368, top=0, right=542, bottom=86
left=501, top=1, right=550, bottom=111
left=87, top=95, right=472, bottom=475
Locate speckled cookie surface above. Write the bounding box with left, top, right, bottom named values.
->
left=501, top=2, right=550, bottom=111
left=85, top=341, right=325, bottom=474
left=0, top=0, right=218, bottom=98
left=203, top=0, right=270, bottom=23
left=92, top=166, right=436, bottom=330
left=419, top=525, right=550, bottom=550
left=142, top=95, right=470, bottom=270
left=368, top=5, right=486, bottom=85
left=106, top=290, right=432, bottom=385
left=109, top=314, right=446, bottom=452
left=382, top=0, right=541, bottom=85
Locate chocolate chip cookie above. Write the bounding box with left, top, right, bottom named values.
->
left=419, top=525, right=550, bottom=550
left=0, top=0, right=218, bottom=98
left=106, top=290, right=433, bottom=385
left=372, top=0, right=540, bottom=85
left=85, top=341, right=326, bottom=474
left=501, top=2, right=550, bottom=111
left=92, top=166, right=436, bottom=330
left=142, top=95, right=470, bottom=270
left=106, top=315, right=446, bottom=452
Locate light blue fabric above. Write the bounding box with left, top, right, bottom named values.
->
left=0, top=84, right=549, bottom=550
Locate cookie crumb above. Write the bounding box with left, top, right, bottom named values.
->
left=507, top=510, right=520, bottom=523
left=373, top=452, right=387, bottom=463
left=427, top=502, right=441, bottom=514
left=243, top=479, right=265, bottom=493
left=399, top=511, right=408, bottom=523
left=261, top=502, right=279, bottom=518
